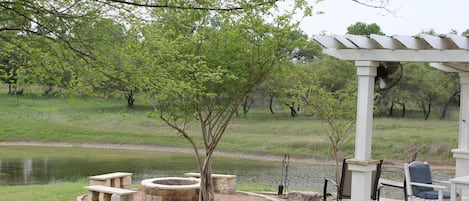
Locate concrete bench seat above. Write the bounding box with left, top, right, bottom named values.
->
left=184, top=172, right=237, bottom=194
left=85, top=185, right=136, bottom=201
left=89, top=172, right=132, bottom=189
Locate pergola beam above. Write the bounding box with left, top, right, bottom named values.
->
left=323, top=49, right=469, bottom=63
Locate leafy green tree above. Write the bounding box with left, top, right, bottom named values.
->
left=138, top=5, right=310, bottom=199
left=297, top=69, right=357, bottom=188
left=347, top=22, right=384, bottom=35
left=0, top=41, right=24, bottom=94
left=67, top=19, right=145, bottom=107
left=394, top=63, right=459, bottom=120
left=274, top=54, right=357, bottom=186
left=463, top=29, right=469, bottom=35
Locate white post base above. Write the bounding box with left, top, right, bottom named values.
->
left=347, top=159, right=379, bottom=201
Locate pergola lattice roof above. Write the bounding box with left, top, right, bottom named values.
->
left=313, top=34, right=469, bottom=72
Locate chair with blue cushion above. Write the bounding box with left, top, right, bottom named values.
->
left=404, top=161, right=452, bottom=201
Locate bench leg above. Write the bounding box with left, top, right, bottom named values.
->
left=111, top=178, right=121, bottom=188
left=111, top=194, right=120, bottom=201
left=110, top=194, right=133, bottom=201
left=121, top=176, right=132, bottom=189
left=89, top=191, right=99, bottom=201
left=100, top=192, right=111, bottom=201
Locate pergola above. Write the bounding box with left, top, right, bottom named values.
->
left=313, top=34, right=469, bottom=201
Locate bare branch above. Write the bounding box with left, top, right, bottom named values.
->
left=99, top=0, right=278, bottom=11
left=351, top=0, right=401, bottom=16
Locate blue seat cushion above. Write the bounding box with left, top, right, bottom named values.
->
left=409, top=163, right=434, bottom=195
left=416, top=190, right=451, bottom=199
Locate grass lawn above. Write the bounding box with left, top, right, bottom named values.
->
left=0, top=93, right=459, bottom=164
left=0, top=180, right=88, bottom=201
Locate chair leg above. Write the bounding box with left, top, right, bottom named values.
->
left=323, top=179, right=328, bottom=201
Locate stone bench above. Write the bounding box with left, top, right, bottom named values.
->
left=89, top=172, right=132, bottom=189
left=85, top=185, right=137, bottom=201
left=184, top=172, right=237, bottom=194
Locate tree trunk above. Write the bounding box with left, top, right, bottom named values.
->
left=199, top=153, right=214, bottom=201
left=286, top=101, right=298, bottom=117
left=242, top=96, right=254, bottom=118
left=388, top=102, right=395, bottom=117
left=289, top=105, right=297, bottom=117
left=420, top=101, right=427, bottom=119
left=8, top=83, right=12, bottom=94
left=333, top=145, right=340, bottom=192
left=421, top=101, right=432, bottom=120
left=440, top=90, right=459, bottom=120
left=269, top=94, right=275, bottom=114
left=440, top=100, right=451, bottom=120
left=126, top=90, right=135, bottom=108
left=425, top=102, right=431, bottom=120
left=400, top=103, right=406, bottom=118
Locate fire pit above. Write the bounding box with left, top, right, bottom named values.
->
left=141, top=177, right=200, bottom=201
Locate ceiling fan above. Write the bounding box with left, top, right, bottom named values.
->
left=375, top=62, right=403, bottom=91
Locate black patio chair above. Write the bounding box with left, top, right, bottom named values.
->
left=323, top=159, right=383, bottom=201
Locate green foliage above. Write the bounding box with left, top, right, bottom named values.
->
left=385, top=62, right=459, bottom=119
left=346, top=22, right=385, bottom=35
left=300, top=77, right=357, bottom=159
left=463, top=29, right=469, bottom=36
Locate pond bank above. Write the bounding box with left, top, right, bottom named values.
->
left=0, top=141, right=334, bottom=165
left=0, top=141, right=455, bottom=170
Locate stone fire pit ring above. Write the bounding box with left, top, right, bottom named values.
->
left=141, top=177, right=200, bottom=201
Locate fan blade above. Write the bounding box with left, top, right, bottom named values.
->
left=384, top=62, right=400, bottom=75
left=378, top=78, right=387, bottom=89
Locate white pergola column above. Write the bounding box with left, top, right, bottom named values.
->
left=350, top=61, right=378, bottom=201
left=354, top=61, right=378, bottom=160
left=453, top=72, right=469, bottom=178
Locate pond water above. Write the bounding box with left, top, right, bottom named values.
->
left=0, top=146, right=455, bottom=199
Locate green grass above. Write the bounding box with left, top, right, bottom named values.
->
left=0, top=93, right=459, bottom=164
left=0, top=180, right=88, bottom=201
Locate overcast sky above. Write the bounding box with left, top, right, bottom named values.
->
left=296, top=0, right=469, bottom=37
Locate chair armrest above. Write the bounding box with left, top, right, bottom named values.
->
left=325, top=178, right=338, bottom=187
left=409, top=182, right=447, bottom=190
left=323, top=178, right=338, bottom=201
left=433, top=180, right=450, bottom=185
left=379, top=179, right=404, bottom=189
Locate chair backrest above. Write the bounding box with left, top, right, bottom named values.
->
left=404, top=161, right=434, bottom=197
left=339, top=159, right=352, bottom=199
left=338, top=159, right=383, bottom=200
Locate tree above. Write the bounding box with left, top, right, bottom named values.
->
left=0, top=40, right=25, bottom=94
left=138, top=5, right=308, bottom=200
left=300, top=75, right=357, bottom=188
left=392, top=63, right=459, bottom=120
left=463, top=29, right=469, bottom=35
left=68, top=19, right=146, bottom=108
left=347, top=22, right=384, bottom=35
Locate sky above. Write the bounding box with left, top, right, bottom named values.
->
left=295, top=0, right=469, bottom=37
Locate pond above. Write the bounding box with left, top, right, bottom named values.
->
left=0, top=146, right=455, bottom=199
